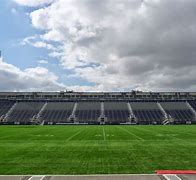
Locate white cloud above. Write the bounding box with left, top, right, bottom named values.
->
left=21, top=36, right=56, bottom=50
left=38, top=60, right=48, bottom=64
left=32, top=41, right=55, bottom=50
left=0, top=58, right=64, bottom=91
left=14, top=0, right=196, bottom=91
left=13, top=0, right=54, bottom=7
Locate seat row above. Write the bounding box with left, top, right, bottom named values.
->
left=0, top=101, right=196, bottom=125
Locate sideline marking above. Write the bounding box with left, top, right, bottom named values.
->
left=102, top=127, right=106, bottom=141
left=118, top=126, right=144, bottom=141
left=163, top=175, right=181, bottom=180
left=28, top=176, right=45, bottom=180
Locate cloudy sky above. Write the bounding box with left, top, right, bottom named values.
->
left=0, top=0, right=196, bottom=92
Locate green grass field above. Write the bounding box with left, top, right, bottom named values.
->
left=0, top=125, right=196, bottom=175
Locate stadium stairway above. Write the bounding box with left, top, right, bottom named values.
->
left=31, top=102, right=48, bottom=124
left=0, top=99, right=196, bottom=125
left=3, top=102, right=18, bottom=122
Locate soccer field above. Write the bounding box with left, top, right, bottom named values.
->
left=0, top=125, right=196, bottom=175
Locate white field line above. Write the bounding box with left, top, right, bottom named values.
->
left=133, top=126, right=183, bottom=141
left=40, top=176, right=45, bottom=180
left=66, top=128, right=84, bottom=141
left=118, top=126, right=144, bottom=141
left=0, top=174, right=166, bottom=177
left=28, top=176, right=45, bottom=180
left=102, top=127, right=106, bottom=141
left=132, top=126, right=186, bottom=141
left=163, top=174, right=181, bottom=180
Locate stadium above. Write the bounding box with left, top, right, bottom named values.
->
left=1, top=0, right=196, bottom=179
left=0, top=91, right=196, bottom=180
left=1, top=91, right=196, bottom=125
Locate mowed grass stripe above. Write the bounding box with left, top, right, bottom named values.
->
left=117, top=126, right=144, bottom=141
left=124, top=126, right=183, bottom=141
left=0, top=125, right=196, bottom=175
left=0, top=126, right=83, bottom=141
left=66, top=127, right=85, bottom=141
left=68, top=126, right=104, bottom=141
left=132, top=126, right=184, bottom=141
left=160, top=125, right=196, bottom=138
left=102, top=126, right=139, bottom=141
left=102, top=126, right=106, bottom=141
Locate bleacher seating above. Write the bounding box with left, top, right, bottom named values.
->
left=160, top=102, right=195, bottom=124
left=188, top=100, right=196, bottom=111
left=75, top=102, right=100, bottom=124
left=133, top=109, right=164, bottom=124
left=0, top=100, right=15, bottom=117
left=104, top=102, right=129, bottom=124
left=0, top=99, right=196, bottom=125
left=41, top=102, right=74, bottom=124
left=165, top=109, right=194, bottom=123
left=7, top=102, right=44, bottom=124
left=130, top=102, right=164, bottom=124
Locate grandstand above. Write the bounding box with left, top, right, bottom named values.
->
left=41, top=102, right=74, bottom=124
left=6, top=102, right=44, bottom=124
left=0, top=91, right=196, bottom=125
left=130, top=102, right=164, bottom=125
left=104, top=102, right=130, bottom=124
left=75, top=101, right=100, bottom=124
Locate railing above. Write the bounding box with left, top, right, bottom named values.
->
left=157, top=102, right=167, bottom=119
left=69, top=102, right=78, bottom=122
left=186, top=101, right=196, bottom=118
left=3, top=102, right=18, bottom=122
